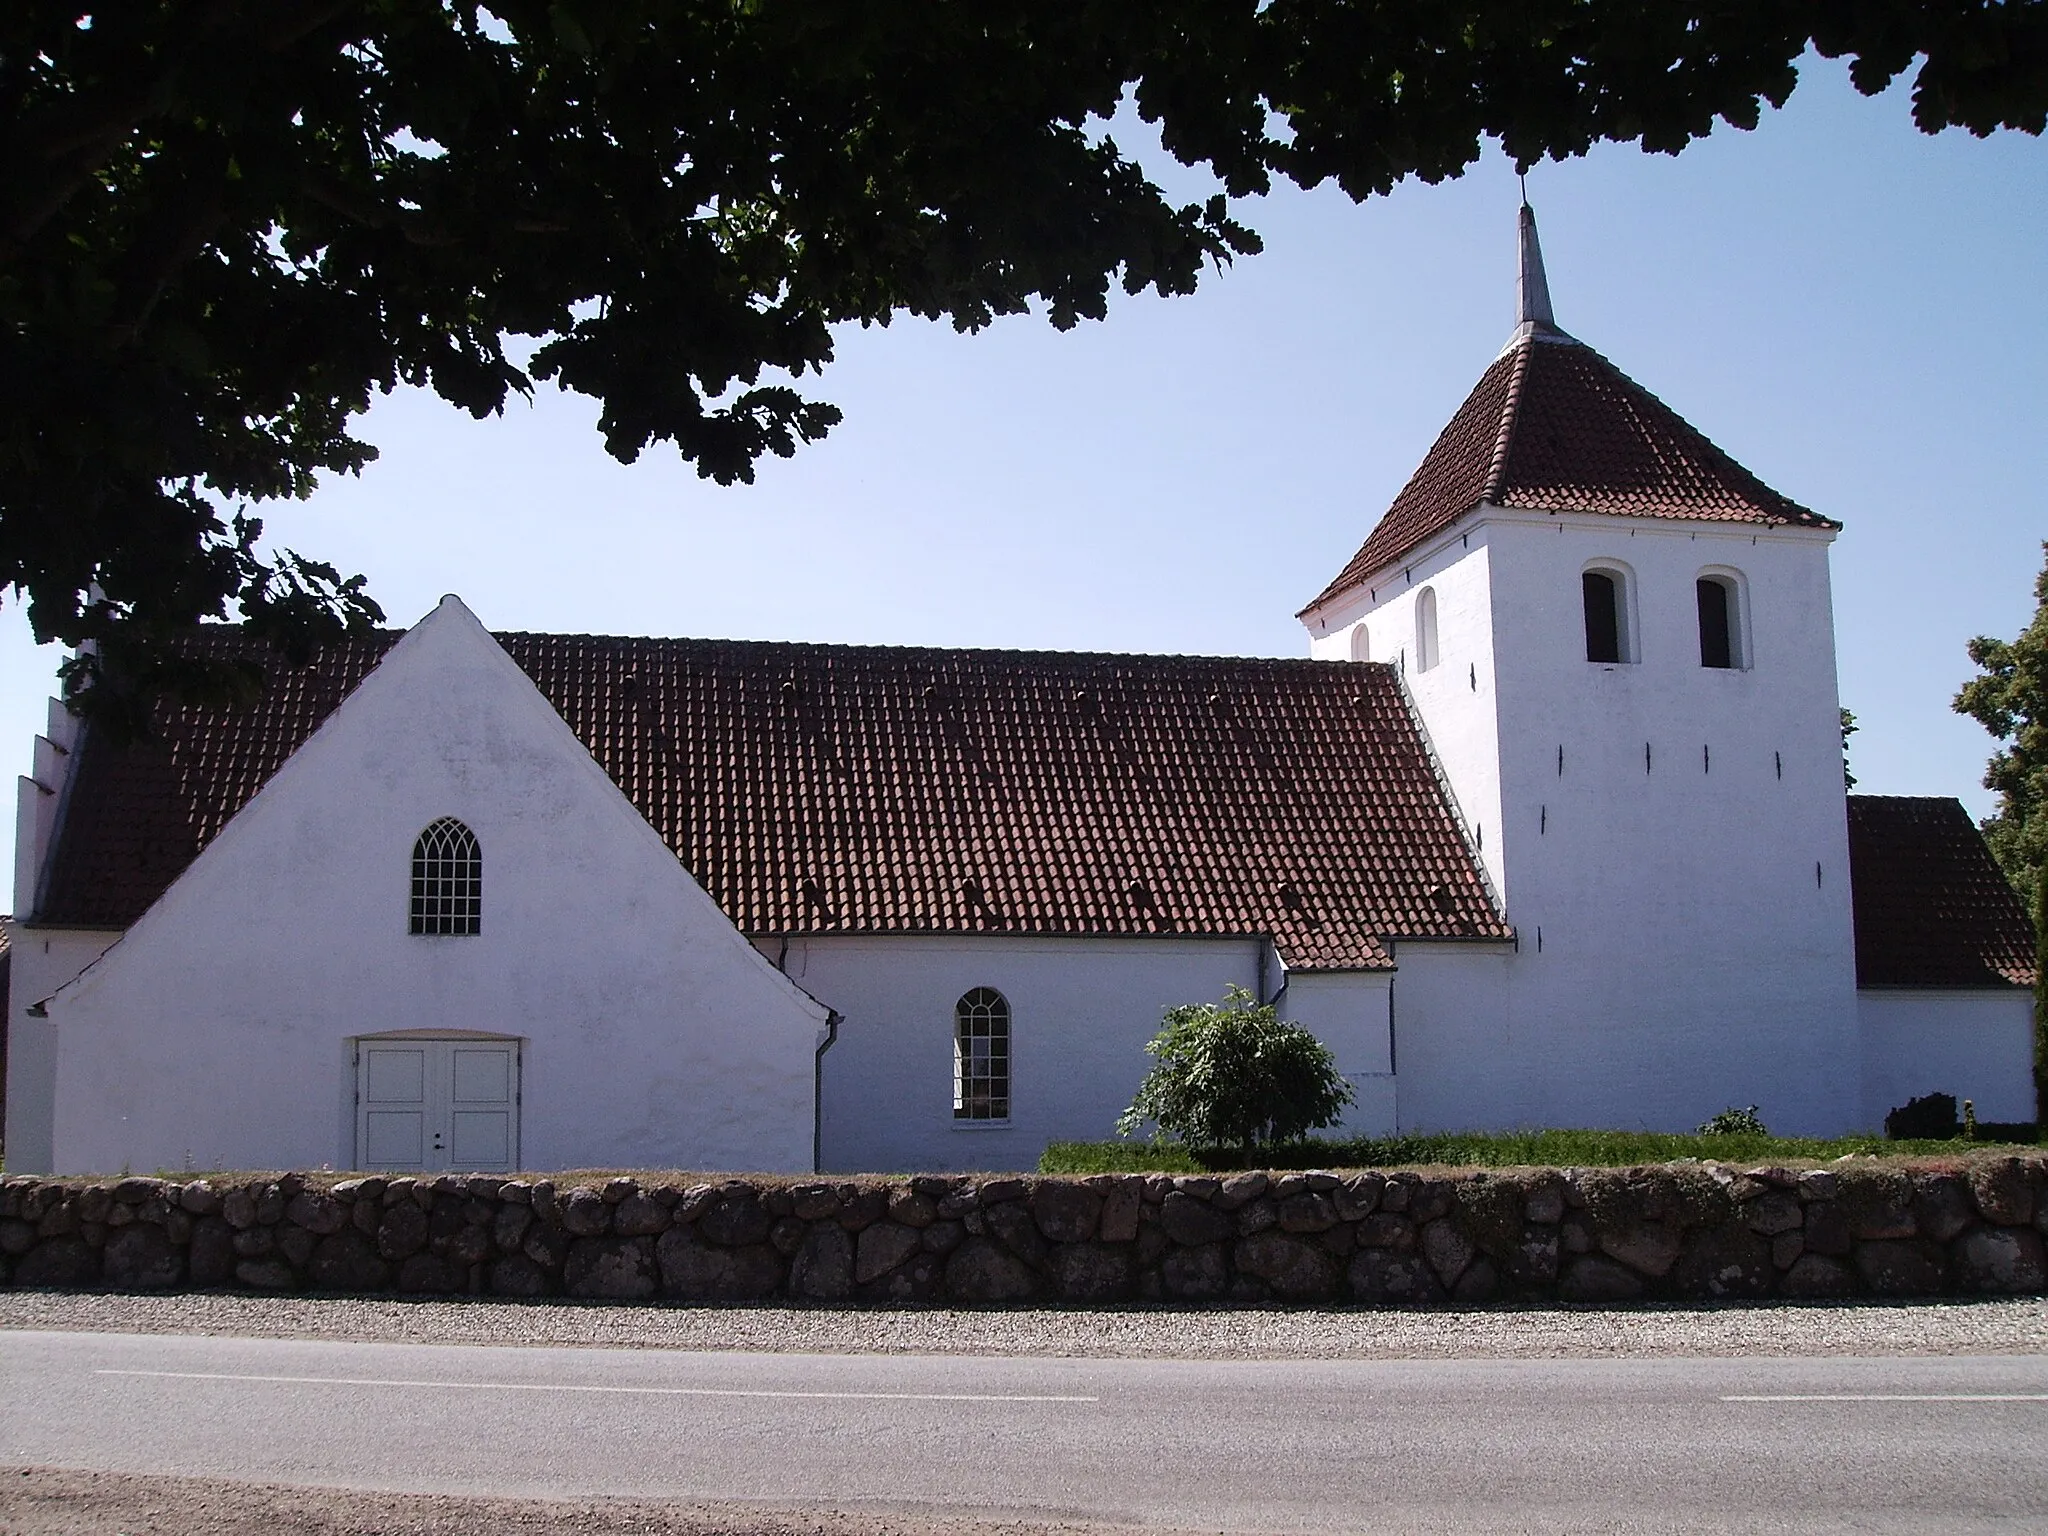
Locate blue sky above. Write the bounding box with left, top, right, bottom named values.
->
left=4, top=56, right=2043, bottom=882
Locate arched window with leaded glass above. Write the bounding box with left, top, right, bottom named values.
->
left=953, top=988, right=1011, bottom=1121
left=410, top=818, right=481, bottom=935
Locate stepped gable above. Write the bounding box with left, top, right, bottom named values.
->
left=36, top=627, right=1509, bottom=970
left=1846, top=795, right=2036, bottom=988
left=1303, top=204, right=1836, bottom=616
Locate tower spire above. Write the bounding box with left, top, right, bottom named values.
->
left=1517, top=201, right=1555, bottom=331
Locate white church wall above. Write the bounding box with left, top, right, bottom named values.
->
left=1379, top=940, right=1518, bottom=1131
left=18, top=598, right=830, bottom=1177
left=3, top=925, right=119, bottom=1171
left=1310, top=510, right=1863, bottom=1136
left=1305, top=530, right=1506, bottom=901
left=1276, top=970, right=1397, bottom=1136
left=795, top=933, right=1263, bottom=1172
left=1859, top=988, right=2036, bottom=1127
left=1480, top=514, right=1860, bottom=1135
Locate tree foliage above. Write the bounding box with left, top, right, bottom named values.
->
left=2036, top=859, right=2047, bottom=1124
left=1118, top=985, right=1355, bottom=1152
left=7, top=1, right=2047, bottom=723
left=1953, top=540, right=2048, bottom=1125
left=1955, top=541, right=2048, bottom=917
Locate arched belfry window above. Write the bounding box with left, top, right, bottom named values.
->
left=410, top=818, right=481, bottom=935
left=1697, top=574, right=1743, bottom=669
left=953, top=987, right=1010, bottom=1121
left=1414, top=587, right=1440, bottom=672
left=1582, top=568, right=1628, bottom=664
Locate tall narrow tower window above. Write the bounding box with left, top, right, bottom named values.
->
left=1697, top=576, right=1738, bottom=669
left=1349, top=623, right=1371, bottom=663
left=1582, top=571, right=1623, bottom=663
left=410, top=818, right=481, bottom=935
left=1414, top=587, right=1440, bottom=672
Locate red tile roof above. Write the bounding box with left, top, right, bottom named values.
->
left=1846, top=795, right=2036, bottom=988
left=35, top=630, right=1511, bottom=971
left=1303, top=329, right=1839, bottom=614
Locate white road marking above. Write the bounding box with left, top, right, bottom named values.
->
left=1722, top=1394, right=2048, bottom=1403
left=94, top=1368, right=1097, bottom=1404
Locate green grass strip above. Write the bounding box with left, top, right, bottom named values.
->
left=1040, top=1126, right=2046, bottom=1174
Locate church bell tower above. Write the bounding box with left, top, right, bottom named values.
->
left=1296, top=205, right=1862, bottom=1136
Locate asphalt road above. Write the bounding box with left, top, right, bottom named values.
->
left=5, top=1330, right=2048, bottom=1533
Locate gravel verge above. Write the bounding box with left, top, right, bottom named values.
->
left=0, top=1467, right=1187, bottom=1536
left=3, top=1289, right=2044, bottom=1358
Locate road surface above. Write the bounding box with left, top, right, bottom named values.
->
left=5, top=1328, right=2047, bottom=1532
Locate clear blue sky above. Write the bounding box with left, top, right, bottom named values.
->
left=4, top=57, right=2043, bottom=884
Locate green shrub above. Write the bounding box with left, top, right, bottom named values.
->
left=1885, top=1092, right=1960, bottom=1140
left=1698, top=1105, right=1768, bottom=1136
left=1116, top=986, right=1354, bottom=1155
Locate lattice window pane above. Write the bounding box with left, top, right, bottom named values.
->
left=953, top=987, right=1011, bottom=1121
left=410, top=817, right=481, bottom=936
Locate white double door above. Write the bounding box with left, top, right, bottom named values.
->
left=356, top=1037, right=520, bottom=1173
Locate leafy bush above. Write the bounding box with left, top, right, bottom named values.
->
left=1698, top=1105, right=1768, bottom=1136
left=1885, top=1092, right=1960, bottom=1140
left=1116, top=986, right=1354, bottom=1154
left=1975, top=1121, right=2045, bottom=1144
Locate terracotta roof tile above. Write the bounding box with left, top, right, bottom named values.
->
left=1846, top=795, right=2036, bottom=988
left=36, top=630, right=1510, bottom=970
left=1304, top=329, right=1839, bottom=613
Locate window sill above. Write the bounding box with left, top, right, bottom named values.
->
left=951, top=1119, right=1014, bottom=1131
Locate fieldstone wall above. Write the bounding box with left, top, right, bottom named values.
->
left=3, top=1157, right=2045, bottom=1305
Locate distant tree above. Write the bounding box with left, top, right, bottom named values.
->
left=8, top=1, right=2046, bottom=726
left=2036, top=860, right=2047, bottom=1125
left=1954, top=542, right=2048, bottom=916
left=1118, top=985, right=1354, bottom=1156
left=1841, top=707, right=1858, bottom=790
left=1954, top=542, right=2048, bottom=1124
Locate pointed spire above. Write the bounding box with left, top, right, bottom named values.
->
left=1517, top=201, right=1555, bottom=330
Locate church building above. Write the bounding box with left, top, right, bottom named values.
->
left=4, top=209, right=2034, bottom=1177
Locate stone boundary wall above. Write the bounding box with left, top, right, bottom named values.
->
left=3, top=1158, right=2045, bottom=1305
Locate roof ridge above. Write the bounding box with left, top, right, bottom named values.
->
left=180, top=621, right=1396, bottom=674
left=1482, top=333, right=1535, bottom=505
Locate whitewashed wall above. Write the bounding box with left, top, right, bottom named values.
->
left=1377, top=940, right=1519, bottom=1130
left=1306, top=535, right=1505, bottom=900
left=1307, top=506, right=1863, bottom=1136
left=1859, top=989, right=2036, bottom=1126
left=1484, top=513, right=1861, bottom=1135
left=794, top=934, right=1268, bottom=1172
left=1274, top=970, right=1397, bottom=1136
left=12, top=598, right=831, bottom=1177
left=3, top=926, right=118, bottom=1169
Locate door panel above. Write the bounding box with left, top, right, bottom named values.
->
left=450, top=1110, right=511, bottom=1167
left=356, top=1040, right=519, bottom=1173
left=362, top=1110, right=426, bottom=1168
left=448, top=1045, right=517, bottom=1171
left=365, top=1047, right=426, bottom=1102
left=451, top=1046, right=510, bottom=1103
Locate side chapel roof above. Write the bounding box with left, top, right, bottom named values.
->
left=1846, top=795, right=2036, bottom=989
left=34, top=628, right=1509, bottom=971
left=1303, top=206, right=1838, bottom=615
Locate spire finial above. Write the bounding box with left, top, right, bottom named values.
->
left=1517, top=200, right=1555, bottom=330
